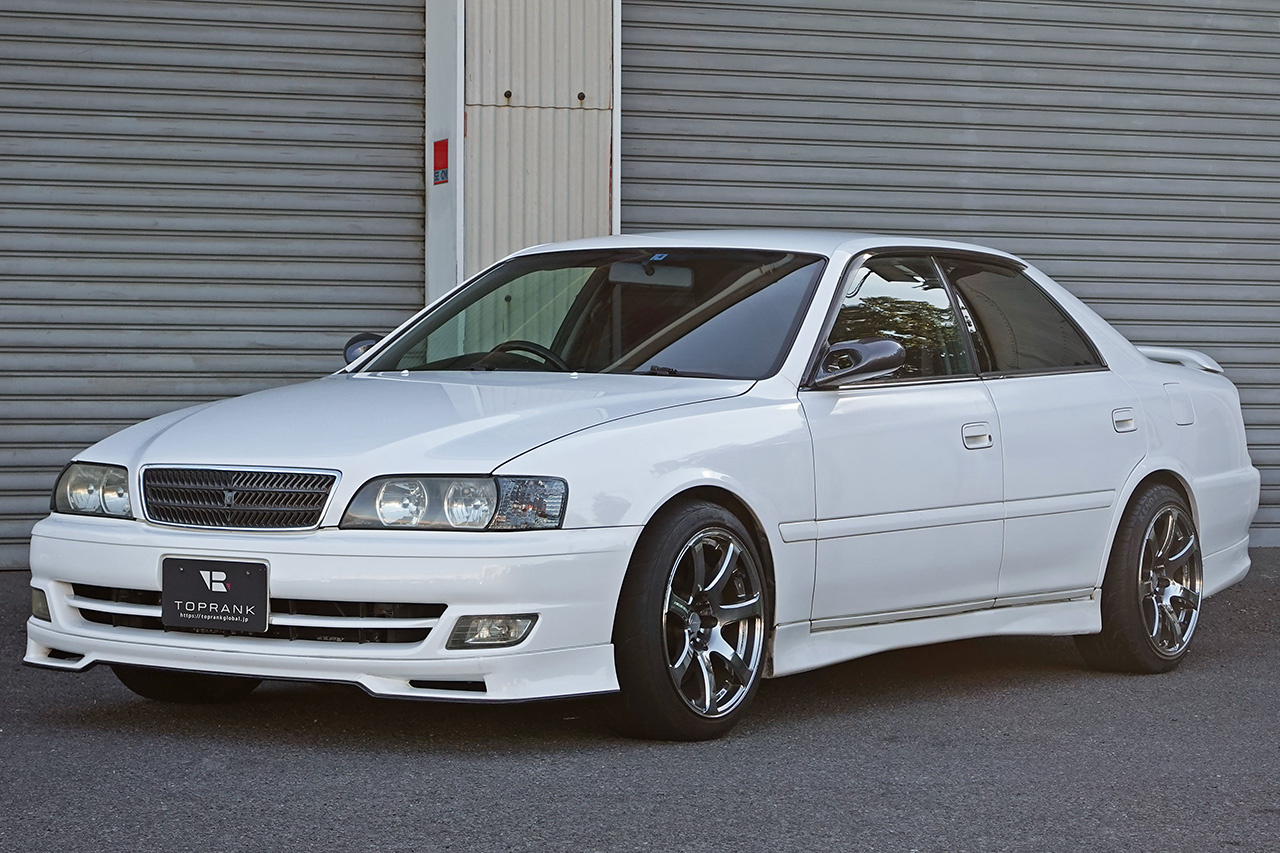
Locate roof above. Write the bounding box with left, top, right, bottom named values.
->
left=506, top=228, right=1025, bottom=264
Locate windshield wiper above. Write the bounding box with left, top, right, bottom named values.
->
left=644, top=365, right=682, bottom=376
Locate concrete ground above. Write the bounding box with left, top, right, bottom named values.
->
left=1, top=552, right=1277, bottom=852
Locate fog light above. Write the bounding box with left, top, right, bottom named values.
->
left=31, top=587, right=51, bottom=621
left=446, top=614, right=537, bottom=649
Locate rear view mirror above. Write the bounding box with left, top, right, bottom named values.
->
left=343, top=332, right=382, bottom=365
left=812, top=337, right=906, bottom=388
left=608, top=261, right=693, bottom=288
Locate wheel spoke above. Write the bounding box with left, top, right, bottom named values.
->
left=1146, top=594, right=1163, bottom=640
left=705, top=541, right=737, bottom=596
left=719, top=647, right=753, bottom=687
left=670, top=635, right=694, bottom=684
left=1141, top=537, right=1157, bottom=573
left=694, top=651, right=716, bottom=715
left=711, top=593, right=762, bottom=625
left=727, top=648, right=752, bottom=686
left=690, top=541, right=708, bottom=591
left=708, top=630, right=755, bottom=689
left=1158, top=511, right=1177, bottom=558
left=1166, top=580, right=1201, bottom=613
left=1159, top=602, right=1186, bottom=648
left=1163, top=533, right=1197, bottom=575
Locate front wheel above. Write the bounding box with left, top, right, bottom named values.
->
left=1075, top=484, right=1203, bottom=673
left=610, top=501, right=769, bottom=741
left=112, top=664, right=261, bottom=703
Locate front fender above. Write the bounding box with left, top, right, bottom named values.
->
left=495, top=380, right=818, bottom=626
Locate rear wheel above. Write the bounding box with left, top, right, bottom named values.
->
left=1076, top=484, right=1203, bottom=673
left=112, top=665, right=261, bottom=703
left=611, top=501, right=769, bottom=741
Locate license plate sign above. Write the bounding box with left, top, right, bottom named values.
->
left=161, top=558, right=268, bottom=633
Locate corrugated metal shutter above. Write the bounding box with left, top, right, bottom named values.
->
left=464, top=0, right=614, bottom=275
left=0, top=0, right=426, bottom=568
left=621, top=0, right=1280, bottom=543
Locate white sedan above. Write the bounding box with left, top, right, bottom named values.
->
left=26, top=231, right=1260, bottom=740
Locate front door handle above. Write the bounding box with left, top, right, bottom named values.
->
left=962, top=422, right=993, bottom=450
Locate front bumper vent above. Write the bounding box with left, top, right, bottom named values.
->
left=141, top=467, right=338, bottom=530
left=70, top=584, right=443, bottom=644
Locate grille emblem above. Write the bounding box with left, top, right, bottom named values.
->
left=223, top=490, right=236, bottom=507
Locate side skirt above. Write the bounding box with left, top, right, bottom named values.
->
left=769, top=594, right=1101, bottom=678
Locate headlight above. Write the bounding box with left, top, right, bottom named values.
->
left=375, top=479, right=431, bottom=527
left=341, top=476, right=566, bottom=531
left=444, top=480, right=498, bottom=528
left=52, top=462, right=133, bottom=518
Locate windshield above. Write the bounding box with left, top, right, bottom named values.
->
left=361, top=248, right=827, bottom=379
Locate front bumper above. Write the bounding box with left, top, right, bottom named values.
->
left=26, top=514, right=642, bottom=702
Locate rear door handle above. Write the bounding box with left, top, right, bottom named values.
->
left=962, top=422, right=993, bottom=450
left=1113, top=407, right=1138, bottom=433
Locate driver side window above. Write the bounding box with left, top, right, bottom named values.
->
left=827, top=256, right=971, bottom=380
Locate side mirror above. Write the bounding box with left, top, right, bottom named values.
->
left=812, top=337, right=906, bottom=388
left=343, top=332, right=382, bottom=365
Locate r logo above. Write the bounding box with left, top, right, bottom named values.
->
left=199, top=570, right=229, bottom=593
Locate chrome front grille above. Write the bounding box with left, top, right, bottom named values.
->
left=141, top=466, right=338, bottom=530
left=70, top=585, right=444, bottom=644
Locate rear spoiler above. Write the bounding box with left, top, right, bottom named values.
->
left=1137, top=346, right=1224, bottom=374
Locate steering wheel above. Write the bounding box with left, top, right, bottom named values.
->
left=489, top=339, right=571, bottom=371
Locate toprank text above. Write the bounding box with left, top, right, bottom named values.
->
left=170, top=600, right=256, bottom=618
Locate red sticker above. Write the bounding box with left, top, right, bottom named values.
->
left=433, top=139, right=449, bottom=185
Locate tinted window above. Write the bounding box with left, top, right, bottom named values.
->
left=826, top=256, right=971, bottom=380
left=363, top=249, right=826, bottom=380
left=939, top=258, right=1100, bottom=373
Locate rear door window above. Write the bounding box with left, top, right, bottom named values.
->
left=937, top=257, right=1101, bottom=374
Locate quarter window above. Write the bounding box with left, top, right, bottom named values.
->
left=826, top=256, right=971, bottom=380
left=938, top=258, right=1101, bottom=374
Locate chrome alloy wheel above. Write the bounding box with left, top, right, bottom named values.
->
left=662, top=527, right=766, bottom=719
left=1139, top=504, right=1203, bottom=658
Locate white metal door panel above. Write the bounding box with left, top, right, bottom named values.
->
left=986, top=371, right=1146, bottom=598
left=801, top=381, right=1003, bottom=622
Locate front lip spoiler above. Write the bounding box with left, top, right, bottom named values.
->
left=21, top=657, right=619, bottom=705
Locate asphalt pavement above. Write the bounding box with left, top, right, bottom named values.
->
left=2, top=553, right=1277, bottom=852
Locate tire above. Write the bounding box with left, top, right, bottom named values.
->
left=1075, top=484, right=1203, bottom=673
left=610, top=500, right=770, bottom=741
left=111, top=664, right=261, bottom=704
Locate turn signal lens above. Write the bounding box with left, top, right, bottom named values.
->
left=491, top=477, right=567, bottom=530
left=446, top=614, right=538, bottom=649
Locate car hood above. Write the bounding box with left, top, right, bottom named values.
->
left=87, top=371, right=754, bottom=475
